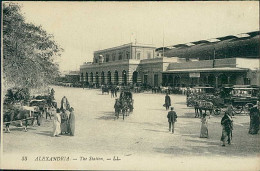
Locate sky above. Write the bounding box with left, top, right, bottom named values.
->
left=13, top=1, right=259, bottom=72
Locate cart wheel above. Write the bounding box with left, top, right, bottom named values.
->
left=233, top=105, right=243, bottom=114
left=213, top=107, right=221, bottom=115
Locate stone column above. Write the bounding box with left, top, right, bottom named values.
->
left=111, top=73, right=114, bottom=85
left=118, top=72, right=123, bottom=85
left=127, top=70, right=132, bottom=85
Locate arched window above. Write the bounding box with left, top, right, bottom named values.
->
left=107, top=71, right=111, bottom=84
left=101, top=71, right=105, bottom=84
left=96, top=72, right=99, bottom=84
left=90, top=72, right=93, bottom=82
left=133, top=71, right=138, bottom=84
left=122, top=70, right=127, bottom=85
left=114, top=71, right=119, bottom=85
left=86, top=72, right=88, bottom=83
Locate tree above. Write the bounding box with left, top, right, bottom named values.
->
left=3, top=2, right=63, bottom=90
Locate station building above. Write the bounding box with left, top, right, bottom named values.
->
left=80, top=31, right=260, bottom=87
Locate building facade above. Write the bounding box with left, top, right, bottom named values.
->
left=80, top=43, right=163, bottom=86
left=80, top=31, right=260, bottom=88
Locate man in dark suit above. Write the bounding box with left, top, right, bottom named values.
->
left=165, top=93, right=171, bottom=110
left=167, top=107, right=177, bottom=134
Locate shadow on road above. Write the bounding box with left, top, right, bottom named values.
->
left=127, top=121, right=164, bottom=127
left=8, top=127, right=37, bottom=131
left=174, top=102, right=187, bottom=105
left=36, top=131, right=53, bottom=137
left=144, top=128, right=169, bottom=133
left=178, top=112, right=196, bottom=118
left=95, top=112, right=116, bottom=120
left=150, top=108, right=167, bottom=111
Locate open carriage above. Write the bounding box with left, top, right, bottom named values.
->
left=114, top=91, right=134, bottom=120
left=3, top=102, right=42, bottom=132
left=194, top=85, right=260, bottom=117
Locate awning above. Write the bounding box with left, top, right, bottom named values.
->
left=163, top=67, right=248, bottom=73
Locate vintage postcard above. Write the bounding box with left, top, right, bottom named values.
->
left=1, top=1, right=260, bottom=170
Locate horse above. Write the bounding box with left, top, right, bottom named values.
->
left=196, top=100, right=214, bottom=118
left=121, top=100, right=129, bottom=120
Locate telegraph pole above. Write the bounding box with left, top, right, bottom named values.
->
left=162, top=27, right=165, bottom=57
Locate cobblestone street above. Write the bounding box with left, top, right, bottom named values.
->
left=3, top=86, right=260, bottom=170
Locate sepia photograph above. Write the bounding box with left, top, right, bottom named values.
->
left=1, top=1, right=259, bottom=170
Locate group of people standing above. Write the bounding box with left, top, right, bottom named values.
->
left=110, top=86, right=119, bottom=98
left=53, top=96, right=75, bottom=137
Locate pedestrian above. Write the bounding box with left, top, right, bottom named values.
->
left=111, top=87, right=115, bottom=98
left=167, top=107, right=177, bottom=133
left=164, top=93, right=171, bottom=110
left=194, top=100, right=200, bottom=118
left=200, top=113, right=208, bottom=138
left=60, top=109, right=69, bottom=134
left=115, top=86, right=118, bottom=97
left=248, top=102, right=260, bottom=135
left=68, top=107, right=75, bottom=136
left=53, top=108, right=61, bottom=137
left=61, top=96, right=70, bottom=110
left=220, top=111, right=233, bottom=146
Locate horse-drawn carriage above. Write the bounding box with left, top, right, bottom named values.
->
left=186, top=87, right=215, bottom=107
left=114, top=91, right=134, bottom=120
left=3, top=87, right=57, bottom=132
left=194, top=94, right=225, bottom=117
left=191, top=85, right=260, bottom=117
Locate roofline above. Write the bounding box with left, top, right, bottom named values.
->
left=156, top=30, right=259, bottom=51
left=94, top=42, right=156, bottom=54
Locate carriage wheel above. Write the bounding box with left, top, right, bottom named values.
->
left=233, top=105, right=243, bottom=114
left=213, top=107, right=221, bottom=115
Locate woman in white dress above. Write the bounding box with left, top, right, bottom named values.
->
left=200, top=113, right=208, bottom=138
left=53, top=108, right=61, bottom=137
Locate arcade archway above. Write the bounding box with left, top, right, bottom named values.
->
left=122, top=70, right=127, bottom=85
left=114, top=71, right=119, bottom=85
left=107, top=71, right=111, bottom=84
left=133, top=71, right=138, bottom=84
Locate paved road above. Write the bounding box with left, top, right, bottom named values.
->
left=2, top=86, right=260, bottom=170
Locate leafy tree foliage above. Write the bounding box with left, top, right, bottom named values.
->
left=3, top=3, right=63, bottom=89
left=4, top=88, right=30, bottom=105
